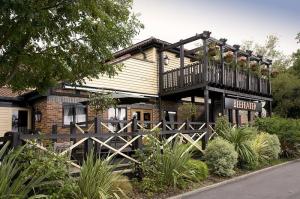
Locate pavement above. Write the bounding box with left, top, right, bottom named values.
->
left=172, top=159, right=300, bottom=199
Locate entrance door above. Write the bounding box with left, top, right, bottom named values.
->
left=131, top=109, right=152, bottom=129
left=12, top=110, right=29, bottom=132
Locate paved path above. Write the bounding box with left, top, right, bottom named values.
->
left=180, top=160, right=300, bottom=199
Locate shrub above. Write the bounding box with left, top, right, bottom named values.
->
left=15, top=145, right=72, bottom=198
left=0, top=143, right=50, bottom=198
left=252, top=132, right=281, bottom=164
left=136, top=140, right=200, bottom=193
left=205, top=138, right=238, bottom=177
left=186, top=159, right=208, bottom=181
left=219, top=126, right=258, bottom=168
left=215, top=115, right=231, bottom=135
left=255, top=117, right=300, bottom=157
left=73, top=151, right=129, bottom=199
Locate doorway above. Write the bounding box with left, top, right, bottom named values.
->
left=131, top=109, right=153, bottom=129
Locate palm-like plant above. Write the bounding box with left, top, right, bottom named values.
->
left=0, top=142, right=48, bottom=199
left=219, top=127, right=258, bottom=167
left=73, top=151, right=127, bottom=199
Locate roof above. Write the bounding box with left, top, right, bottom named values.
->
left=0, top=87, right=32, bottom=98
left=113, top=37, right=171, bottom=58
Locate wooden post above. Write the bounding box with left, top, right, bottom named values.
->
left=94, top=116, right=101, bottom=154
left=267, top=63, right=272, bottom=95
left=221, top=92, right=225, bottom=115
left=246, top=50, right=252, bottom=91
left=220, top=39, right=227, bottom=85
left=203, top=89, right=209, bottom=149
left=233, top=45, right=240, bottom=88
left=70, top=122, right=76, bottom=143
left=203, top=39, right=208, bottom=83
left=12, top=131, right=21, bottom=148
left=180, top=44, right=185, bottom=87
left=51, top=125, right=57, bottom=143
left=84, top=131, right=93, bottom=159
left=269, top=101, right=272, bottom=117
left=131, top=116, right=141, bottom=150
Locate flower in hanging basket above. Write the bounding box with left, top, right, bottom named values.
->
left=271, top=70, right=279, bottom=78
left=237, top=56, right=247, bottom=68
left=208, top=42, right=217, bottom=57
left=224, top=51, right=234, bottom=63
left=250, top=61, right=258, bottom=71
left=261, top=68, right=269, bottom=76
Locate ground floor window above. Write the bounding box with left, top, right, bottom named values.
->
left=164, top=111, right=177, bottom=129
left=63, top=104, right=87, bottom=126
left=108, top=107, right=127, bottom=131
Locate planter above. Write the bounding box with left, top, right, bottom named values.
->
left=250, top=61, right=258, bottom=71
left=271, top=70, right=279, bottom=78
left=208, top=42, right=217, bottom=57
left=261, top=68, right=269, bottom=76
left=224, top=51, right=234, bottom=63
left=238, top=56, right=247, bottom=68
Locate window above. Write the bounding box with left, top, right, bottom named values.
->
left=63, top=104, right=87, bottom=126
left=164, top=111, right=177, bottom=129
left=108, top=107, right=127, bottom=131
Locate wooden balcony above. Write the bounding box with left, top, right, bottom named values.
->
left=162, top=61, right=271, bottom=96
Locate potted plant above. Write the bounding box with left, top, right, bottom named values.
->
left=261, top=67, right=269, bottom=76
left=208, top=42, right=217, bottom=57
left=237, top=56, right=247, bottom=68
left=271, top=69, right=279, bottom=78
left=224, top=51, right=234, bottom=64
left=250, top=61, right=258, bottom=71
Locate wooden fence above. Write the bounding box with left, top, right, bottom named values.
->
left=0, top=117, right=217, bottom=172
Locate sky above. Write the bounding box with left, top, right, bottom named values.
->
left=132, top=0, right=300, bottom=55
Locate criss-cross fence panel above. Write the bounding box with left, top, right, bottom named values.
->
left=2, top=117, right=216, bottom=173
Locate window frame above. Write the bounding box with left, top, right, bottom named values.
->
left=62, top=103, right=88, bottom=128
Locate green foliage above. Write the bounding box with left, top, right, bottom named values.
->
left=219, top=127, right=258, bottom=168
left=178, top=102, right=197, bottom=121
left=0, top=0, right=143, bottom=91
left=255, top=117, right=300, bottom=157
left=0, top=145, right=50, bottom=199
left=136, top=140, right=200, bottom=194
left=89, top=92, right=118, bottom=115
left=271, top=72, right=300, bottom=118
left=73, top=151, right=127, bottom=199
left=186, top=159, right=209, bottom=181
left=215, top=115, right=231, bottom=135
left=252, top=132, right=281, bottom=164
left=205, top=138, right=238, bottom=177
left=15, top=145, right=74, bottom=198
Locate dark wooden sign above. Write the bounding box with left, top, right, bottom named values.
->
left=225, top=98, right=262, bottom=112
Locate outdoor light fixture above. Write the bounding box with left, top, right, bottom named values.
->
left=35, top=110, right=42, bottom=122
left=164, top=55, right=169, bottom=65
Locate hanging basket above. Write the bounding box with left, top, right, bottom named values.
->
left=224, top=51, right=234, bottom=63
left=250, top=61, right=258, bottom=71
left=261, top=68, right=269, bottom=76
left=271, top=70, right=279, bottom=78
left=208, top=42, right=218, bottom=57
left=238, top=56, right=247, bottom=68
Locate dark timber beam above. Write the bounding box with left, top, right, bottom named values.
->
left=160, top=31, right=211, bottom=52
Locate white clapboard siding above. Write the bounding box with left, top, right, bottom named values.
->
left=0, top=107, right=12, bottom=137
left=84, top=57, right=158, bottom=95
left=132, top=48, right=156, bottom=62
left=164, top=51, right=193, bottom=71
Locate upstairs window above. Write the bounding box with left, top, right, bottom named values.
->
left=63, top=104, right=87, bottom=126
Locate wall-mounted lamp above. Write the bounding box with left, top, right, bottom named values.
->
left=164, top=55, right=170, bottom=65
left=35, top=110, right=42, bottom=122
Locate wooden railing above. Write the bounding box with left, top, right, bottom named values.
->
left=162, top=61, right=270, bottom=95
left=1, top=117, right=216, bottom=171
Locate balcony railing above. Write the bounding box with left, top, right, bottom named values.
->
left=162, top=61, right=270, bottom=95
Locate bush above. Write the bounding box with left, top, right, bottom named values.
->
left=136, top=140, right=201, bottom=194
left=0, top=143, right=50, bottom=198
left=205, top=138, right=238, bottom=177
left=186, top=159, right=208, bottom=181
left=73, top=151, right=129, bottom=199
left=215, top=115, right=231, bottom=135
left=255, top=117, right=300, bottom=157
left=252, top=132, right=281, bottom=164
left=219, top=126, right=258, bottom=169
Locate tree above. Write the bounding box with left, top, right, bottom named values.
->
left=0, top=0, right=143, bottom=91
left=241, top=35, right=291, bottom=72
left=89, top=92, right=118, bottom=116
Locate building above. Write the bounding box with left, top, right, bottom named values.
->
left=0, top=31, right=272, bottom=136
